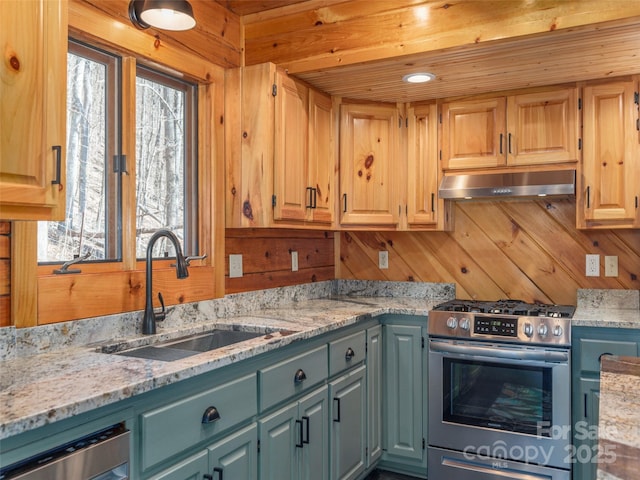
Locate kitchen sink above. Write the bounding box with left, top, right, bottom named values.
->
left=109, top=328, right=294, bottom=362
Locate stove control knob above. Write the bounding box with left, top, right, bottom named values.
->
left=446, top=317, right=458, bottom=330
left=459, top=318, right=470, bottom=331
left=523, top=323, right=534, bottom=337
left=538, top=324, right=549, bottom=337
left=553, top=325, right=564, bottom=337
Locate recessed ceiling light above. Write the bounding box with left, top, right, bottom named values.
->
left=402, top=72, right=435, bottom=84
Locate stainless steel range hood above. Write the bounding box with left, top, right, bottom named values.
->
left=438, top=170, right=575, bottom=200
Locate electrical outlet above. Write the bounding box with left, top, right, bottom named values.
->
left=379, top=250, right=389, bottom=269
left=585, top=254, right=600, bottom=277
left=605, top=255, right=618, bottom=277
left=291, top=251, right=298, bottom=272
left=229, top=254, right=243, bottom=278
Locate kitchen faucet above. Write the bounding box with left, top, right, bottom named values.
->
left=142, top=229, right=189, bottom=335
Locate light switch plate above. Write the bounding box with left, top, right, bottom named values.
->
left=229, top=254, right=243, bottom=278
left=604, top=255, right=618, bottom=277
left=379, top=251, right=389, bottom=269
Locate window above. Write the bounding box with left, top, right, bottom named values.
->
left=38, top=42, right=198, bottom=264
left=37, top=41, right=121, bottom=262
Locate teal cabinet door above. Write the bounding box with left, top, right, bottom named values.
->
left=299, top=386, right=329, bottom=480
left=366, top=325, right=383, bottom=467
left=259, top=403, right=298, bottom=480
left=148, top=450, right=208, bottom=480
left=208, top=424, right=257, bottom=480
left=330, top=364, right=366, bottom=480
left=384, top=324, right=423, bottom=462
left=572, top=378, right=600, bottom=480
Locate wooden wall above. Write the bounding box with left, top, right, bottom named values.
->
left=0, top=222, right=9, bottom=327
left=225, top=228, right=335, bottom=293
left=339, top=198, right=640, bottom=306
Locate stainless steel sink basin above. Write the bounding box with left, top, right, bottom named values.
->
left=112, top=329, right=268, bottom=361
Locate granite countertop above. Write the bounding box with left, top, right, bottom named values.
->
left=0, top=283, right=637, bottom=443
left=597, top=355, right=640, bottom=480
left=0, top=295, right=439, bottom=441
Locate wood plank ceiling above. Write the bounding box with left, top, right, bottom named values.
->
left=216, top=1, right=640, bottom=103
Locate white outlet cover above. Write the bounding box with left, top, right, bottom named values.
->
left=379, top=250, right=389, bottom=269
left=229, top=254, right=243, bottom=278
left=604, top=256, right=618, bottom=277
left=585, top=254, right=599, bottom=277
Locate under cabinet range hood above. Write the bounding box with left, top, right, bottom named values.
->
left=438, top=170, right=575, bottom=200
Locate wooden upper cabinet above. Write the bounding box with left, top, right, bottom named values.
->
left=307, top=90, right=334, bottom=225
left=406, top=104, right=451, bottom=230
left=578, top=79, right=639, bottom=229
left=506, top=88, right=579, bottom=166
left=441, top=87, right=579, bottom=171
left=441, top=97, right=506, bottom=170
left=0, top=0, right=67, bottom=220
left=339, top=103, right=400, bottom=228
left=273, top=73, right=309, bottom=223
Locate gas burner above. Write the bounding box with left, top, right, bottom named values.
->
left=433, top=299, right=575, bottom=318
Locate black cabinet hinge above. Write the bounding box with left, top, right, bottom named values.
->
left=578, top=98, right=582, bottom=110
left=439, top=150, right=442, bottom=161
left=439, top=113, right=442, bottom=124
left=578, top=138, right=582, bottom=150
left=113, top=154, right=128, bottom=174
left=634, top=91, right=639, bottom=105
left=421, top=337, right=425, bottom=349
left=272, top=195, right=276, bottom=207
left=365, top=341, right=368, bottom=354
left=422, top=438, right=426, bottom=450
left=272, top=84, right=277, bottom=96
left=406, top=117, right=409, bottom=128
left=637, top=119, right=639, bottom=132
left=257, top=439, right=261, bottom=453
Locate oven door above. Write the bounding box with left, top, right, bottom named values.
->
left=428, top=338, right=571, bottom=470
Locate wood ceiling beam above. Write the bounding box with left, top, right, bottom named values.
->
left=241, top=0, right=640, bottom=74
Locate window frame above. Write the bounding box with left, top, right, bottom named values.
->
left=13, top=14, right=225, bottom=326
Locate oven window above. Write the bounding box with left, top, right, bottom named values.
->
left=443, top=358, right=552, bottom=436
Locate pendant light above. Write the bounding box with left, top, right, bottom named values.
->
left=129, top=0, right=196, bottom=31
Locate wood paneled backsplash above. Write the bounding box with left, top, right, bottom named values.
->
left=338, top=199, right=640, bottom=306
left=225, top=228, right=335, bottom=294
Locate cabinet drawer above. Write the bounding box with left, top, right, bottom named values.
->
left=579, top=338, right=638, bottom=373
left=329, top=330, right=366, bottom=376
left=140, top=374, right=257, bottom=471
left=259, top=345, right=328, bottom=411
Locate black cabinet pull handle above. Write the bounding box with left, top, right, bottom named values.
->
left=306, top=187, right=314, bottom=208
left=294, top=368, right=307, bottom=384
left=345, top=347, right=355, bottom=361
left=312, top=187, right=317, bottom=209
left=431, top=192, right=435, bottom=213
left=202, top=406, right=221, bottom=424
left=333, top=397, right=341, bottom=422
left=583, top=393, right=588, bottom=419
left=204, top=475, right=213, bottom=480
left=302, top=415, right=310, bottom=444
left=586, top=186, right=590, bottom=208
left=499, top=133, right=503, bottom=154
left=343, top=193, right=347, bottom=213
left=508, top=133, right=512, bottom=154
left=51, top=145, right=62, bottom=185
left=295, top=419, right=304, bottom=448
left=599, top=352, right=613, bottom=363
left=213, top=467, right=223, bottom=480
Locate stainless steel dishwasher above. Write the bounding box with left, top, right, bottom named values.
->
left=0, top=423, right=130, bottom=480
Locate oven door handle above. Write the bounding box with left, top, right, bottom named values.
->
left=429, top=339, right=569, bottom=363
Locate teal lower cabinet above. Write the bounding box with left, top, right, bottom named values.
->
left=330, top=364, right=367, bottom=480
left=379, top=316, right=427, bottom=478
left=208, top=423, right=258, bottom=480
left=259, top=386, right=329, bottom=480
left=366, top=325, right=383, bottom=467
left=148, top=451, right=209, bottom=480
left=571, top=327, right=640, bottom=480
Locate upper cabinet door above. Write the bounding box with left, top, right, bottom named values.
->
left=339, top=103, right=400, bottom=227
left=506, top=88, right=579, bottom=166
left=0, top=0, right=67, bottom=220
left=441, top=97, right=507, bottom=170
left=579, top=79, right=639, bottom=228
left=273, top=73, right=309, bottom=223
left=406, top=104, right=439, bottom=227
left=307, top=90, right=334, bottom=225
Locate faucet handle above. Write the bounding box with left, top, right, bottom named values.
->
left=172, top=253, right=207, bottom=267
left=156, top=292, right=166, bottom=322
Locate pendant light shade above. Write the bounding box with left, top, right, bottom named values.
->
left=129, top=0, right=196, bottom=31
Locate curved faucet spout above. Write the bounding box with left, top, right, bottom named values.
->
left=142, top=229, right=189, bottom=335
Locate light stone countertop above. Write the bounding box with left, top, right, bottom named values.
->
left=596, top=356, right=640, bottom=480
left=0, top=282, right=637, bottom=443
left=0, top=294, right=439, bottom=441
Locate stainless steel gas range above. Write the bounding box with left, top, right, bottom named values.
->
left=427, top=299, right=575, bottom=480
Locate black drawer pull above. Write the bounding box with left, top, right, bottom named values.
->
left=294, top=368, right=307, bottom=384
left=333, top=397, right=341, bottom=422
left=345, top=347, right=355, bottom=361
left=51, top=145, right=62, bottom=185
left=214, top=467, right=223, bottom=480
left=302, top=415, right=310, bottom=444
left=202, top=406, right=221, bottom=424
left=599, top=352, right=613, bottom=363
